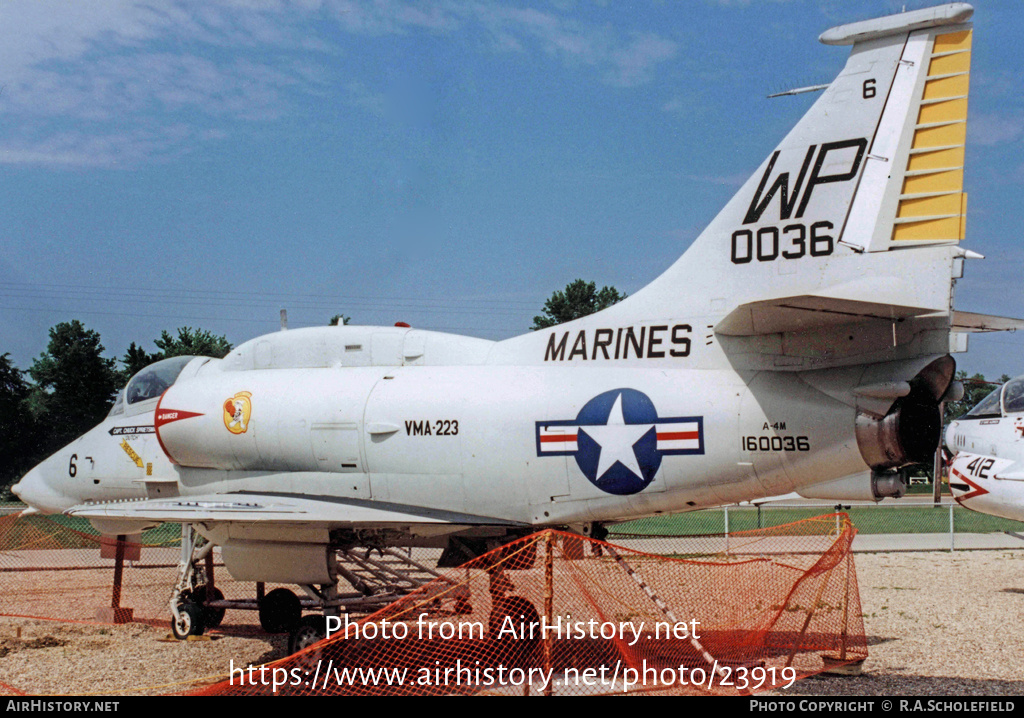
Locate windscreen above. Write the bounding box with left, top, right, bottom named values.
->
left=963, top=383, right=1004, bottom=419
left=125, top=356, right=197, bottom=405
left=1002, top=376, right=1024, bottom=415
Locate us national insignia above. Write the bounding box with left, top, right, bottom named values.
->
left=223, top=391, right=253, bottom=434
left=536, top=388, right=704, bottom=496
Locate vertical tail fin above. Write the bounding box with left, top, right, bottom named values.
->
left=618, top=4, right=974, bottom=336
left=502, top=5, right=980, bottom=373
left=704, top=2, right=975, bottom=260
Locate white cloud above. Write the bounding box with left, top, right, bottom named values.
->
left=606, top=32, right=677, bottom=87
left=472, top=4, right=676, bottom=84
left=0, top=1, right=331, bottom=166
left=0, top=0, right=679, bottom=167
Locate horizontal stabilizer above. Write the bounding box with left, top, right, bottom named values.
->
left=951, top=311, right=1024, bottom=333
left=717, top=295, right=940, bottom=337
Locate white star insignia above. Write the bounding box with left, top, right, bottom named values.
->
left=580, top=393, right=654, bottom=480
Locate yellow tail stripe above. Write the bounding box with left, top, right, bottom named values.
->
left=892, top=29, right=971, bottom=242
left=917, top=97, right=968, bottom=125
left=907, top=146, right=964, bottom=171
left=933, top=29, right=972, bottom=52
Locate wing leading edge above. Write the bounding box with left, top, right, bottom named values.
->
left=67, top=492, right=528, bottom=532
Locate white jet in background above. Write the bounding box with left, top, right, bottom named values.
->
left=945, top=377, right=1024, bottom=523
left=13, top=3, right=1016, bottom=647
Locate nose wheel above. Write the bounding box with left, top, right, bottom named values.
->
left=168, top=527, right=468, bottom=644
left=171, top=600, right=205, bottom=640
left=169, top=524, right=216, bottom=640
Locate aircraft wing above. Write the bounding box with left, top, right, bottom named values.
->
left=66, top=492, right=528, bottom=532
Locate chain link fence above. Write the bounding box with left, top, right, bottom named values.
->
left=609, top=500, right=1024, bottom=551
left=4, top=499, right=1024, bottom=558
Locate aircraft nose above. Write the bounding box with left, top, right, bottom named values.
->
left=11, top=464, right=77, bottom=514
left=943, top=423, right=957, bottom=454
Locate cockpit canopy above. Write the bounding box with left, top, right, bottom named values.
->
left=107, top=356, right=199, bottom=418
left=963, top=375, right=1024, bottom=419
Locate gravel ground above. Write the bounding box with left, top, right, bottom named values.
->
left=1, top=550, right=1022, bottom=697
left=775, top=549, right=1024, bottom=696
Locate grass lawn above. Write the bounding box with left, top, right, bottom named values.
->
left=610, top=504, right=1024, bottom=536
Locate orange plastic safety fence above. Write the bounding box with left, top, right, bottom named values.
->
left=196, top=515, right=865, bottom=696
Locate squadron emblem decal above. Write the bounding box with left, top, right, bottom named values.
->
left=223, top=392, right=253, bottom=434
left=536, top=388, right=703, bottom=496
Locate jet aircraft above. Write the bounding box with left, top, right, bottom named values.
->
left=12, top=3, right=1005, bottom=647
left=944, top=377, right=1024, bottom=523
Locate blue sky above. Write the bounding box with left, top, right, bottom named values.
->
left=2, top=1, right=1022, bottom=380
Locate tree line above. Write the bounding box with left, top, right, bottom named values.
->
left=0, top=322, right=236, bottom=493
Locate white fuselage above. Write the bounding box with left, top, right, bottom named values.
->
left=16, top=335, right=870, bottom=529
left=945, top=409, right=1024, bottom=523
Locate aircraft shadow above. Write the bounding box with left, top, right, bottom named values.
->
left=250, top=636, right=290, bottom=665
left=865, top=635, right=898, bottom=647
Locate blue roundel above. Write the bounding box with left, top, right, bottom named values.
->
left=574, top=388, right=661, bottom=496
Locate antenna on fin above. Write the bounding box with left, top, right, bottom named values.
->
left=767, top=83, right=830, bottom=99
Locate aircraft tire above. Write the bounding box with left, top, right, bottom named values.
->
left=193, top=585, right=226, bottom=628
left=171, top=601, right=205, bottom=640
left=288, top=615, right=328, bottom=670
left=259, top=588, right=302, bottom=633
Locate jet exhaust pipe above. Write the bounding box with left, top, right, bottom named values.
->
left=854, top=356, right=954, bottom=471
left=855, top=397, right=942, bottom=469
